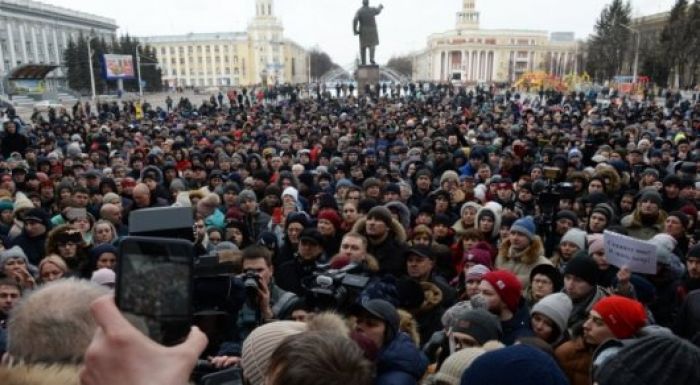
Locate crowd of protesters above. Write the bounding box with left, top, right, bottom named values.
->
left=1, top=82, right=700, bottom=385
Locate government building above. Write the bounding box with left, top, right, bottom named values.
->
left=140, top=0, right=309, bottom=88
left=0, top=0, right=117, bottom=92
left=412, top=1, right=579, bottom=83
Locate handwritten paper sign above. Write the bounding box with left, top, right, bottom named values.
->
left=603, top=230, right=657, bottom=275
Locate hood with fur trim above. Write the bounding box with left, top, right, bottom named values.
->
left=351, top=216, right=407, bottom=244
left=475, top=204, right=502, bottom=240
left=497, top=236, right=545, bottom=266
left=594, top=167, right=621, bottom=198
left=139, top=165, right=164, bottom=184
left=384, top=201, right=411, bottom=231
left=418, top=281, right=443, bottom=314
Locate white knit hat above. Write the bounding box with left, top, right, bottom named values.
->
left=241, top=321, right=307, bottom=385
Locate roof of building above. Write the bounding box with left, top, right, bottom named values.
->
left=139, top=32, right=249, bottom=44
left=0, top=0, right=117, bottom=29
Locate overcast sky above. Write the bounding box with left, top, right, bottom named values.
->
left=44, top=0, right=674, bottom=66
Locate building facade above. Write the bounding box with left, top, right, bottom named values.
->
left=412, top=0, right=578, bottom=83
left=141, top=0, right=309, bottom=88
left=0, top=0, right=117, bottom=93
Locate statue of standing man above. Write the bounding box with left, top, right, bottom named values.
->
left=353, top=0, right=383, bottom=66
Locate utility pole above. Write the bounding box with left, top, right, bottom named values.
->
left=87, top=37, right=96, bottom=102
left=620, top=24, right=640, bottom=85
left=136, top=43, right=143, bottom=97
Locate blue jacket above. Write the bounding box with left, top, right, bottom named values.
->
left=376, top=332, right=428, bottom=385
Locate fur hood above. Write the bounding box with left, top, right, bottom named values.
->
left=139, top=165, right=164, bottom=184
left=397, top=309, right=421, bottom=346
left=418, top=281, right=443, bottom=314
left=307, top=311, right=350, bottom=336
left=621, top=209, right=667, bottom=230
left=384, top=201, right=411, bottom=231
left=352, top=216, right=407, bottom=244
left=328, top=252, right=381, bottom=273
left=0, top=364, right=79, bottom=385
left=45, top=225, right=84, bottom=256
left=593, top=167, right=621, bottom=198
left=475, top=203, right=502, bottom=240
left=497, top=235, right=545, bottom=266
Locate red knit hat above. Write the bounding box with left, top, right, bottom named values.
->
left=463, top=243, right=493, bottom=268
left=592, top=295, right=647, bottom=339
left=317, top=209, right=342, bottom=230
left=481, top=270, right=522, bottom=313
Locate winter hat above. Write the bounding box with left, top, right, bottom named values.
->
left=592, top=295, right=647, bottom=339
left=531, top=293, right=573, bottom=338
left=440, top=170, right=460, bottom=186
left=434, top=347, right=490, bottom=385
left=451, top=308, right=503, bottom=345
left=667, top=211, right=690, bottom=229
left=350, top=299, right=400, bottom=340
left=460, top=201, right=482, bottom=217
left=510, top=216, right=536, bottom=241
left=591, top=203, right=615, bottom=223
left=91, top=268, right=116, bottom=287
left=0, top=246, right=31, bottom=270
left=587, top=234, right=605, bottom=256
left=688, top=244, right=700, bottom=260
left=102, top=192, right=121, bottom=205
left=638, top=188, right=662, bottom=206
left=649, top=233, right=677, bottom=254
left=317, top=209, right=341, bottom=230
left=281, top=186, right=299, bottom=202
left=560, top=228, right=587, bottom=251
left=481, top=270, right=522, bottom=313
left=22, top=207, right=50, bottom=228
left=466, top=264, right=491, bottom=281
left=237, top=189, right=257, bottom=204
left=367, top=206, right=393, bottom=226
left=460, top=344, right=569, bottom=385
left=0, top=199, right=13, bottom=212
left=241, top=321, right=308, bottom=385
left=529, top=264, right=564, bottom=293
left=463, top=244, right=493, bottom=269
left=13, top=192, right=35, bottom=215
left=594, top=334, right=700, bottom=385
left=89, top=244, right=118, bottom=263
left=555, top=210, right=578, bottom=226
left=563, top=254, right=599, bottom=286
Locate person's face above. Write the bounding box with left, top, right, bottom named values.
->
left=435, top=196, right=449, bottom=212
left=451, top=331, right=479, bottom=351
left=406, top=254, right=434, bottom=281
left=317, top=219, right=335, bottom=236
left=40, top=262, right=64, bottom=282
left=366, top=186, right=381, bottom=199
left=639, top=199, right=659, bottom=216
left=433, top=224, right=449, bottom=237
left=560, top=241, right=580, bottom=259
left=588, top=181, right=604, bottom=194
left=478, top=280, right=504, bottom=315
left=0, top=285, right=21, bottom=315
left=298, top=240, right=322, bottom=261
left=496, top=188, right=512, bottom=201
left=531, top=273, right=554, bottom=300
left=290, top=309, right=311, bottom=322
left=366, top=217, right=388, bottom=237
left=478, top=166, right=491, bottom=181
left=342, top=204, right=358, bottom=223
left=478, top=216, right=494, bottom=233
left=518, top=189, right=533, bottom=202
left=564, top=274, right=593, bottom=300
left=354, top=314, right=386, bottom=349
left=620, top=195, right=634, bottom=213
left=286, top=223, right=304, bottom=244
left=340, top=235, right=366, bottom=262
left=96, top=252, right=117, bottom=270
left=0, top=209, right=13, bottom=224
left=665, top=216, right=685, bottom=238
left=58, top=241, right=79, bottom=258
left=664, top=184, right=679, bottom=199
left=413, top=234, right=431, bottom=247
left=72, top=217, right=91, bottom=233
left=208, top=231, right=222, bottom=245
left=592, top=250, right=609, bottom=270
left=194, top=220, right=206, bottom=238
left=589, top=213, right=607, bottom=233
left=687, top=258, right=700, bottom=279
left=24, top=219, right=47, bottom=237
left=582, top=310, right=615, bottom=346
left=531, top=312, right=555, bottom=342
left=346, top=190, right=361, bottom=202
left=243, top=257, right=273, bottom=288
left=509, top=230, right=530, bottom=250
left=241, top=199, right=258, bottom=214
left=72, top=192, right=89, bottom=207
left=223, top=191, right=237, bottom=206
left=416, top=175, right=431, bottom=190
left=466, top=278, right=481, bottom=298
left=3, top=257, right=26, bottom=276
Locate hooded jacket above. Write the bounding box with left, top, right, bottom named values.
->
left=375, top=332, right=429, bottom=385
left=352, top=217, right=408, bottom=277
left=495, top=236, right=552, bottom=290
left=620, top=209, right=667, bottom=241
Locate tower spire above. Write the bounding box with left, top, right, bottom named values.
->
left=456, top=0, right=480, bottom=30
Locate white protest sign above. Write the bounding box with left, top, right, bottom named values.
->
left=603, top=230, right=657, bottom=275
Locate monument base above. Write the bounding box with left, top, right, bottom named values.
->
left=356, top=65, right=380, bottom=97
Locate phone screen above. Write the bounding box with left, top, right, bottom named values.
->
left=116, top=236, right=194, bottom=346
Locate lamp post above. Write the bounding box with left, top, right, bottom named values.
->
left=87, top=36, right=97, bottom=102
left=136, top=43, right=143, bottom=98
left=620, top=23, right=640, bottom=85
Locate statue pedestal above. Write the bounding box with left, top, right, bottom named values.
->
left=356, top=65, right=380, bottom=97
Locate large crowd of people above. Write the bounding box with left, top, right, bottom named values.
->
left=1, top=82, right=700, bottom=385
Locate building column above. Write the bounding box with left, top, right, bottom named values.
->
left=0, top=38, right=5, bottom=75
left=488, top=51, right=494, bottom=82
left=463, top=50, right=470, bottom=81
left=31, top=26, right=40, bottom=63
left=7, top=22, right=17, bottom=67
left=471, top=50, right=478, bottom=81
left=19, top=24, right=29, bottom=63
left=41, top=28, right=50, bottom=64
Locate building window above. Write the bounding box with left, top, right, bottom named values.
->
left=161, top=47, right=166, bottom=56
left=170, top=47, right=175, bottom=55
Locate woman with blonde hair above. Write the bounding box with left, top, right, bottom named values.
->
left=38, top=254, right=69, bottom=283
left=91, top=219, right=118, bottom=246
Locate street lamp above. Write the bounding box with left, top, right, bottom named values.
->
left=87, top=36, right=97, bottom=102
left=135, top=43, right=143, bottom=98
left=620, top=23, right=640, bottom=85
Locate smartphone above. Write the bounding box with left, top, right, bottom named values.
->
left=116, top=236, right=194, bottom=346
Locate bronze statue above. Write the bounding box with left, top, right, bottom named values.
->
left=353, top=0, right=383, bottom=66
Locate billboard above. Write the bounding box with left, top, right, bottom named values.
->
left=102, top=54, right=135, bottom=80
left=9, top=79, right=46, bottom=94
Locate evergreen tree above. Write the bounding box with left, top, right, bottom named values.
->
left=586, top=0, right=632, bottom=82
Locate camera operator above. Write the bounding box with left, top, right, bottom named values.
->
left=276, top=229, right=326, bottom=295
left=209, top=245, right=298, bottom=369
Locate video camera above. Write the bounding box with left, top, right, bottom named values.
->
left=302, top=263, right=371, bottom=311
left=532, top=167, right=576, bottom=234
